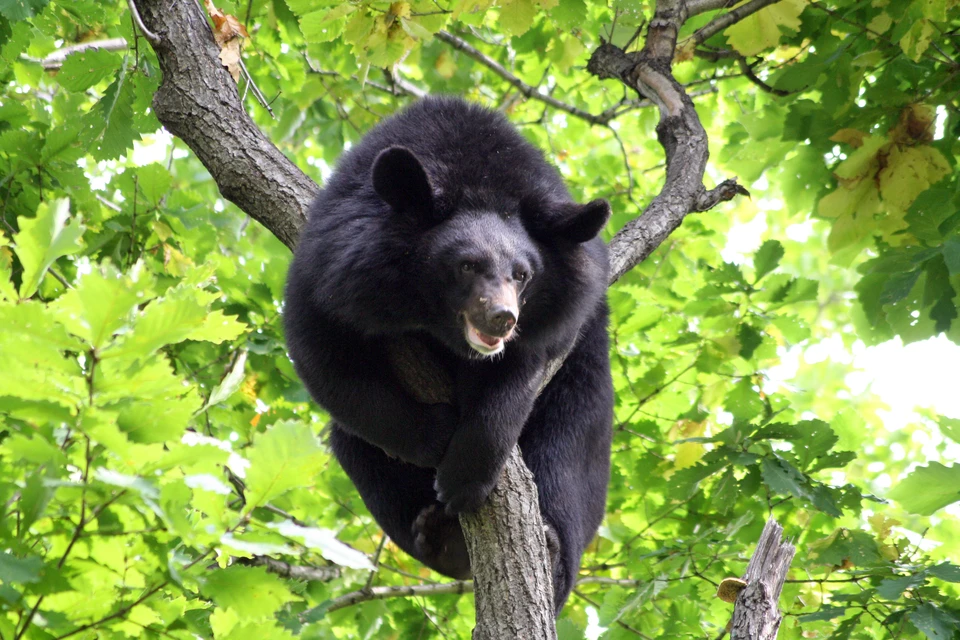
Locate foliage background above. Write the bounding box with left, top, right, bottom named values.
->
left=0, top=0, right=959, bottom=638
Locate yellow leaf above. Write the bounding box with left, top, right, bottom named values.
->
left=671, top=420, right=707, bottom=470
left=724, top=0, right=807, bottom=56
left=866, top=11, right=892, bottom=35
left=833, top=134, right=887, bottom=181
left=878, top=145, right=952, bottom=213
left=434, top=50, right=457, bottom=79
left=452, top=0, right=495, bottom=20
left=388, top=1, right=411, bottom=21
left=829, top=128, right=868, bottom=148
left=822, top=180, right=880, bottom=252
left=163, top=244, right=195, bottom=277
left=899, top=18, right=935, bottom=62
left=675, top=38, right=696, bottom=63
left=548, top=36, right=585, bottom=72
left=499, top=0, right=538, bottom=36
left=868, top=513, right=900, bottom=540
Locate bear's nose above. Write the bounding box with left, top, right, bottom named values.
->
left=488, top=305, right=517, bottom=334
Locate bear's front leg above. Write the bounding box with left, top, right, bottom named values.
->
left=434, top=350, right=545, bottom=513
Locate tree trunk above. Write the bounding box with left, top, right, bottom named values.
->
left=730, top=519, right=797, bottom=640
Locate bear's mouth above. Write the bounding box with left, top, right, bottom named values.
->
left=463, top=317, right=512, bottom=356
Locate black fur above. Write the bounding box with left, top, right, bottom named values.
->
left=284, top=97, right=613, bottom=614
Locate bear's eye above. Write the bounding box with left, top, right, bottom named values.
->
left=460, top=261, right=475, bottom=274
left=515, top=270, right=530, bottom=284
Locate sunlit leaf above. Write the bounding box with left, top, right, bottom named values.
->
left=888, top=463, right=960, bottom=515
left=14, top=199, right=84, bottom=299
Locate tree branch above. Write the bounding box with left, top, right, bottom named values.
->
left=436, top=30, right=611, bottom=126
left=241, top=556, right=342, bottom=582
left=685, top=0, right=737, bottom=18
left=319, top=580, right=475, bottom=615
left=588, top=0, right=748, bottom=282
left=132, top=0, right=316, bottom=250
left=688, top=0, right=784, bottom=47
left=22, top=37, right=129, bottom=70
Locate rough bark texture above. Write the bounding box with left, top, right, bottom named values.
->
left=463, top=449, right=557, bottom=640
left=589, top=0, right=747, bottom=282
left=731, top=519, right=797, bottom=640
left=134, top=0, right=316, bottom=251
left=132, top=0, right=752, bottom=634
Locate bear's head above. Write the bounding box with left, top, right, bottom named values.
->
left=372, top=146, right=609, bottom=359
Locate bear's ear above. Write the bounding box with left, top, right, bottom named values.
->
left=545, top=199, right=611, bottom=243
left=372, top=146, right=435, bottom=219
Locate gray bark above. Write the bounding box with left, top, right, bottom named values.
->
left=134, top=0, right=316, bottom=251
left=730, top=519, right=797, bottom=640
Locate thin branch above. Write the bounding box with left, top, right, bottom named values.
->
left=314, top=580, right=475, bottom=615
left=685, top=0, right=736, bottom=18
left=128, top=0, right=161, bottom=44
left=22, top=38, right=128, bottom=69
left=436, top=31, right=611, bottom=126
left=688, top=0, right=783, bottom=47
left=241, top=556, right=342, bottom=581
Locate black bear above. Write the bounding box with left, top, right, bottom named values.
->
left=284, top=96, right=613, bottom=614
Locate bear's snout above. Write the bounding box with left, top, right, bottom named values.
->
left=487, top=304, right=517, bottom=334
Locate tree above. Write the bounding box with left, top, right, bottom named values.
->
left=0, top=0, right=958, bottom=639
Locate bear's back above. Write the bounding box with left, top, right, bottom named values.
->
left=323, top=97, right=569, bottom=213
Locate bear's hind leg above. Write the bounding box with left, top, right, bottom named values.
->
left=412, top=504, right=471, bottom=579
left=329, top=425, right=470, bottom=579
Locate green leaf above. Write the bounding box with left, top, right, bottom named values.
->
left=85, top=64, right=138, bottom=160
left=900, top=19, right=935, bottom=62
left=201, top=566, right=295, bottom=620
left=52, top=263, right=155, bottom=349
left=0, top=552, right=42, bottom=584
left=888, top=463, right=960, bottom=515
left=103, top=285, right=212, bottom=360
left=798, top=605, right=847, bottom=623
left=97, top=355, right=201, bottom=443
left=928, top=563, right=960, bottom=583
left=724, top=0, right=806, bottom=56
left=1, top=433, right=68, bottom=467
left=943, top=238, right=960, bottom=276
left=136, top=163, right=174, bottom=205
left=184, top=309, right=247, bottom=344
left=202, top=350, right=247, bottom=411
left=0, top=0, right=48, bottom=21
left=243, top=421, right=327, bottom=510
left=14, top=199, right=84, bottom=299
left=724, top=377, right=764, bottom=422
left=877, top=573, right=925, bottom=600
left=57, top=48, right=122, bottom=92
left=808, top=529, right=881, bottom=567
left=737, top=323, right=763, bottom=360
left=909, top=603, right=959, bottom=640
left=753, top=239, right=784, bottom=282
left=18, top=470, right=53, bottom=538
left=500, top=0, right=537, bottom=36
left=760, top=456, right=805, bottom=497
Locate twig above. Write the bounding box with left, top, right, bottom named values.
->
left=688, top=0, right=784, bottom=47
left=241, top=556, right=342, bottom=581
left=308, top=580, right=475, bottom=616
left=22, top=38, right=129, bottom=70
left=128, top=0, right=161, bottom=44
left=436, top=31, right=611, bottom=126
left=685, top=0, right=737, bottom=17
